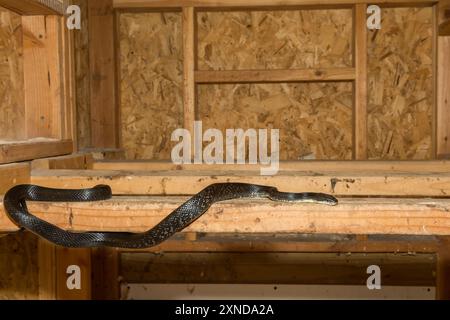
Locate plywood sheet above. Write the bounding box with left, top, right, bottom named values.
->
left=367, top=7, right=433, bottom=160
left=119, top=12, right=183, bottom=160
left=0, top=8, right=24, bottom=140
left=197, top=82, right=353, bottom=160
left=197, top=9, right=353, bottom=70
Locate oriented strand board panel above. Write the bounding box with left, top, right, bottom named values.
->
left=197, top=9, right=352, bottom=70
left=367, top=7, right=433, bottom=160
left=0, top=232, right=38, bottom=299
left=0, top=8, right=24, bottom=140
left=120, top=12, right=183, bottom=160
left=197, top=82, right=353, bottom=160
left=73, top=0, right=91, bottom=149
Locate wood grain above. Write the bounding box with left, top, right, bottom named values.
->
left=2, top=197, right=450, bottom=235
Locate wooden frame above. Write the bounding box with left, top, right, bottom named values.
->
left=0, top=1, right=76, bottom=164
left=113, top=0, right=449, bottom=160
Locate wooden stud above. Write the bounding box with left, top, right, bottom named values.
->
left=183, top=7, right=196, bottom=135
left=91, top=248, right=120, bottom=300
left=55, top=247, right=91, bottom=300
left=22, top=16, right=64, bottom=139
left=437, top=37, right=450, bottom=157
left=4, top=197, right=450, bottom=235
left=437, top=236, right=450, bottom=299
left=88, top=0, right=119, bottom=148
left=354, top=4, right=367, bottom=160
left=195, top=68, right=356, bottom=84
left=38, top=239, right=56, bottom=300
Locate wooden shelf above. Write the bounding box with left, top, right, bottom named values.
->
left=2, top=196, right=450, bottom=235
left=0, top=140, right=73, bottom=165
left=29, top=169, right=450, bottom=197
left=0, top=0, right=65, bottom=15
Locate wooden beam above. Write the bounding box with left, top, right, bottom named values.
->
left=437, top=237, right=450, bottom=299
left=91, top=248, right=120, bottom=300
left=113, top=0, right=438, bottom=9
left=354, top=4, right=367, bottom=160
left=88, top=0, right=119, bottom=148
left=120, top=252, right=435, bottom=286
left=183, top=7, right=196, bottom=137
left=129, top=234, right=441, bottom=253
left=31, top=153, right=93, bottom=170
left=38, top=239, right=56, bottom=300
left=29, top=169, right=450, bottom=197
left=437, top=36, right=450, bottom=156
left=91, top=159, right=450, bottom=172
left=23, top=16, right=64, bottom=139
left=2, top=197, right=450, bottom=235
left=0, top=0, right=65, bottom=15
left=195, top=68, right=356, bottom=84
left=0, top=140, right=73, bottom=165
left=0, top=163, right=30, bottom=194
left=56, top=247, right=91, bottom=300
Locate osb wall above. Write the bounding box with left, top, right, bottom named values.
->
left=197, top=9, right=353, bottom=70
left=0, top=232, right=39, bottom=299
left=119, top=12, right=183, bottom=160
left=73, top=0, right=91, bottom=149
left=118, top=8, right=434, bottom=160
left=368, top=7, right=433, bottom=160
left=197, top=82, right=353, bottom=160
left=0, top=8, right=24, bottom=141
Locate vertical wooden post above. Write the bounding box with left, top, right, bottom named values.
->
left=91, top=248, right=120, bottom=300
left=183, top=7, right=196, bottom=137
left=353, top=4, right=368, bottom=160
left=38, top=239, right=57, bottom=300
left=437, top=2, right=450, bottom=158
left=55, top=247, right=92, bottom=300
left=22, top=15, right=64, bottom=140
left=88, top=0, right=119, bottom=148
left=437, top=237, right=450, bottom=300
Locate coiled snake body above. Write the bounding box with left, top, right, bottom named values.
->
left=4, top=183, right=337, bottom=248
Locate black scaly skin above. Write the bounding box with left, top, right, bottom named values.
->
left=3, top=183, right=338, bottom=248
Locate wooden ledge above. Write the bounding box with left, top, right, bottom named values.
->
left=0, top=140, right=73, bottom=165
left=30, top=169, right=450, bottom=197
left=2, top=197, right=450, bottom=235
left=0, top=0, right=66, bottom=15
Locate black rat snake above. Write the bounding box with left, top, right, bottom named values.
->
left=3, top=183, right=338, bottom=248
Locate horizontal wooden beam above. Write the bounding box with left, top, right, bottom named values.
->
left=0, top=140, right=73, bottom=165
left=128, top=234, right=441, bottom=253
left=121, top=252, right=436, bottom=286
left=2, top=197, right=450, bottom=235
left=92, top=160, right=450, bottom=173
left=195, top=68, right=355, bottom=84
left=113, top=0, right=438, bottom=9
left=29, top=169, right=450, bottom=197
left=31, top=153, right=94, bottom=170
left=0, top=0, right=65, bottom=15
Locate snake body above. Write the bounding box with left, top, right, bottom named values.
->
left=3, top=183, right=337, bottom=248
